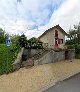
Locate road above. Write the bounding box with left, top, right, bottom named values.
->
left=43, top=73, right=80, bottom=92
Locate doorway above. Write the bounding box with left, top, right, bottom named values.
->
left=65, top=51, right=69, bottom=60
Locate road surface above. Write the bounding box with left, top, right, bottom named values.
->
left=43, top=73, right=80, bottom=92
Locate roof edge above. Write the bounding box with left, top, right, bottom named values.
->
left=38, top=25, right=68, bottom=39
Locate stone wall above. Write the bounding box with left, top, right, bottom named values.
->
left=34, top=50, right=65, bottom=65
left=36, top=50, right=53, bottom=65
left=13, top=48, right=24, bottom=70
left=68, top=49, right=75, bottom=59
left=53, top=50, right=65, bottom=62
left=23, top=49, right=42, bottom=58
left=13, top=48, right=75, bottom=69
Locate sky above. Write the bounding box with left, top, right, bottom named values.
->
left=0, top=0, right=80, bottom=39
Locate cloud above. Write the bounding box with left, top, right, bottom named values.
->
left=0, top=0, right=64, bottom=38
left=48, top=0, right=80, bottom=31
left=0, top=0, right=80, bottom=39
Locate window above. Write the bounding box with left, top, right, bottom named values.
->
left=60, top=39, right=63, bottom=44
left=55, top=38, right=58, bottom=44
left=55, top=30, right=58, bottom=37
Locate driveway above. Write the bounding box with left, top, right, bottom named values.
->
left=43, top=73, right=80, bottom=92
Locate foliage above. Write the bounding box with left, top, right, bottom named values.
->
left=75, top=44, right=80, bottom=59
left=66, top=22, right=80, bottom=45
left=11, top=34, right=20, bottom=44
left=0, top=28, right=9, bottom=44
left=26, top=37, right=43, bottom=49
left=75, top=44, right=80, bottom=54
left=66, top=44, right=75, bottom=49
left=15, top=34, right=43, bottom=49
left=18, top=34, right=27, bottom=47
left=66, top=22, right=80, bottom=58
left=0, top=44, right=21, bottom=75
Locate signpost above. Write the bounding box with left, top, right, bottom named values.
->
left=6, top=39, right=11, bottom=73
left=6, top=39, right=11, bottom=47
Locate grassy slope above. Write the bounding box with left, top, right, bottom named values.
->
left=0, top=44, right=20, bottom=75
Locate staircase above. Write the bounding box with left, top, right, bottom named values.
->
left=22, top=49, right=50, bottom=68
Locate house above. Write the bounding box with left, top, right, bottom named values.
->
left=38, top=24, right=68, bottom=49
left=13, top=25, right=75, bottom=69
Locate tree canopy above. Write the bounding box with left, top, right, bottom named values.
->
left=66, top=22, right=80, bottom=45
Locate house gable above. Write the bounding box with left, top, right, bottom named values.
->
left=38, top=25, right=68, bottom=39
left=38, top=25, right=68, bottom=49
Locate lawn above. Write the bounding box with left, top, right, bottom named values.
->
left=0, top=44, right=20, bottom=75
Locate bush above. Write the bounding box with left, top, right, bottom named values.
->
left=75, top=44, right=80, bottom=59
left=66, top=45, right=75, bottom=49
left=25, top=37, right=43, bottom=49
left=75, top=54, right=80, bottom=59
left=0, top=44, right=21, bottom=75
left=75, top=44, right=80, bottom=54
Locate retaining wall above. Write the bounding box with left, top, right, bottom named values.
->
left=13, top=48, right=75, bottom=69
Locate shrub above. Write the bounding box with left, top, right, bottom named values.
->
left=25, top=37, right=43, bottom=49
left=0, top=44, right=21, bottom=75
left=75, top=44, right=80, bottom=59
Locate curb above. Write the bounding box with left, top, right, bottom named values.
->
left=38, top=72, right=80, bottom=92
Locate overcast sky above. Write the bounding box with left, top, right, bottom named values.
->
left=0, top=0, right=80, bottom=38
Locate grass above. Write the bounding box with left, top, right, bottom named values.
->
left=0, top=44, right=21, bottom=75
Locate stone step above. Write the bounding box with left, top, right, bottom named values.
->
left=23, top=49, right=50, bottom=67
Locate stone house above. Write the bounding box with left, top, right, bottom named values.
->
left=13, top=25, right=75, bottom=70
left=39, top=25, right=68, bottom=49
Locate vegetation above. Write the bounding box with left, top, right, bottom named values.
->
left=17, top=34, right=27, bottom=47
left=66, top=22, right=80, bottom=58
left=17, top=34, right=43, bottom=49
left=0, top=28, right=9, bottom=44
left=0, top=28, right=22, bottom=75
left=26, top=37, right=43, bottom=49
left=0, top=28, right=43, bottom=75
left=11, top=34, right=20, bottom=44
left=0, top=44, right=21, bottom=75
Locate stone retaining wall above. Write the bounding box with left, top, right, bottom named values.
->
left=13, top=48, right=75, bottom=69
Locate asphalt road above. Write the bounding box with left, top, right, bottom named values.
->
left=43, top=73, right=80, bottom=92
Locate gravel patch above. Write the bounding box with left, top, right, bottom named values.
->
left=0, top=59, right=80, bottom=92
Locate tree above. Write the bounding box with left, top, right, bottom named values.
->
left=66, top=22, right=80, bottom=58
left=74, top=23, right=80, bottom=44
left=66, top=22, right=80, bottom=45
left=11, top=34, right=20, bottom=44
left=0, top=28, right=9, bottom=44
left=18, top=34, right=27, bottom=47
